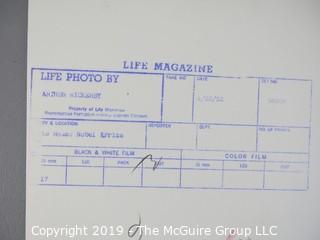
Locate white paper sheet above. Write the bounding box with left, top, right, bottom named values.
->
left=27, top=1, right=320, bottom=239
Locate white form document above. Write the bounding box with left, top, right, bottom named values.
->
left=27, top=1, right=320, bottom=239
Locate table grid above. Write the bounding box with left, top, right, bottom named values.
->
left=30, top=68, right=313, bottom=191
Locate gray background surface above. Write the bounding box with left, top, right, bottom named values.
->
left=0, top=0, right=27, bottom=239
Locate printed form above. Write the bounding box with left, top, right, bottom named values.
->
left=27, top=1, right=320, bottom=240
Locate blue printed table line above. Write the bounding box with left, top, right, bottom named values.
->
left=30, top=67, right=313, bottom=191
